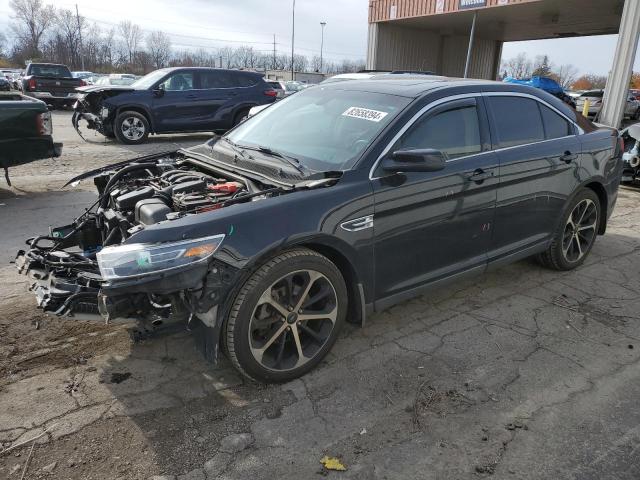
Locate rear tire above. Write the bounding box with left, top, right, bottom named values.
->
left=225, top=248, right=347, bottom=383
left=114, top=111, right=150, bottom=145
left=232, top=108, right=250, bottom=127
left=537, top=189, right=601, bottom=271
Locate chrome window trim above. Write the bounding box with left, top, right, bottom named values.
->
left=368, top=91, right=583, bottom=180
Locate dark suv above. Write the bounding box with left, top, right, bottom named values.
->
left=18, top=77, right=622, bottom=382
left=73, top=67, right=277, bottom=144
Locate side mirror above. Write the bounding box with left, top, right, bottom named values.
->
left=382, top=148, right=446, bottom=173
left=152, top=84, right=165, bottom=97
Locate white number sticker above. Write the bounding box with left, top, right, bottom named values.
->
left=342, top=107, right=389, bottom=123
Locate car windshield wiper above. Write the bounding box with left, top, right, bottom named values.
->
left=218, top=136, right=248, bottom=159
left=237, top=144, right=307, bottom=175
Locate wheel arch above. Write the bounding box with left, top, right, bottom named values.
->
left=583, top=180, right=608, bottom=234
left=115, top=105, right=155, bottom=132
left=298, top=241, right=365, bottom=326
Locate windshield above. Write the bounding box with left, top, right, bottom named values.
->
left=225, top=87, right=411, bottom=171
left=131, top=69, right=170, bottom=89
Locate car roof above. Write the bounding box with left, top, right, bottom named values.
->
left=318, top=75, right=520, bottom=97
left=162, top=67, right=261, bottom=76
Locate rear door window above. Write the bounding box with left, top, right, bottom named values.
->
left=488, top=97, right=544, bottom=148
left=539, top=104, right=573, bottom=139
left=397, top=104, right=482, bottom=160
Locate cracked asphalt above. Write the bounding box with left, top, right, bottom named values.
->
left=2, top=112, right=640, bottom=479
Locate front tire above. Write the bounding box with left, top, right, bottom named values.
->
left=537, top=189, right=601, bottom=271
left=114, top=111, right=150, bottom=145
left=225, top=248, right=347, bottom=383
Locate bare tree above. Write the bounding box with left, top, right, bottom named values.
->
left=554, top=64, right=579, bottom=89
left=9, top=0, right=56, bottom=58
left=310, top=55, right=322, bottom=72
left=502, top=52, right=533, bottom=79
left=146, top=31, right=172, bottom=69
left=0, top=32, right=7, bottom=58
left=118, top=20, right=142, bottom=65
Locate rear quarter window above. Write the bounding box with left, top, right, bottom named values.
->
left=539, top=104, right=574, bottom=139
left=236, top=74, right=259, bottom=87
left=488, top=96, right=545, bottom=148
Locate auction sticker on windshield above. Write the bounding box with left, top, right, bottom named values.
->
left=342, top=107, right=389, bottom=122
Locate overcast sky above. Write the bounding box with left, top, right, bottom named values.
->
left=0, top=0, right=637, bottom=76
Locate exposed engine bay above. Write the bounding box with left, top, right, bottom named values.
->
left=622, top=123, right=640, bottom=184
left=15, top=150, right=284, bottom=333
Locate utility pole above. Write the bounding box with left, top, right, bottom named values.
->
left=320, top=21, right=327, bottom=73
left=273, top=34, right=277, bottom=71
left=291, top=0, right=295, bottom=80
left=75, top=4, right=85, bottom=70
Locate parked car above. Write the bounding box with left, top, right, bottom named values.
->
left=503, top=76, right=576, bottom=109
left=93, top=74, right=137, bottom=86
left=0, top=92, right=62, bottom=184
left=72, top=71, right=95, bottom=80
left=283, top=81, right=308, bottom=96
left=0, top=77, right=11, bottom=91
left=1, top=70, right=22, bottom=90
left=264, top=80, right=285, bottom=98
left=17, top=77, right=622, bottom=382
left=22, top=63, right=85, bottom=108
left=72, top=67, right=278, bottom=144
left=576, top=90, right=640, bottom=119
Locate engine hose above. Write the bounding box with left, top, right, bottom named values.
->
left=630, top=156, right=640, bottom=168
left=99, top=163, right=158, bottom=209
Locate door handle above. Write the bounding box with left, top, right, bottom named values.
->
left=186, top=94, right=198, bottom=99
left=560, top=151, right=578, bottom=163
left=465, top=169, right=494, bottom=183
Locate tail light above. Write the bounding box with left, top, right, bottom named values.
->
left=36, top=111, right=52, bottom=136
left=79, top=79, right=86, bottom=87
left=263, top=89, right=278, bottom=97
left=28, top=78, right=37, bottom=91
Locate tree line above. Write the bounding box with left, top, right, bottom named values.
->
left=0, top=0, right=366, bottom=75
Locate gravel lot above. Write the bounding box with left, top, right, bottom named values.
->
left=2, top=112, right=640, bottom=479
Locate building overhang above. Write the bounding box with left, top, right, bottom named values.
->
left=369, top=0, right=625, bottom=42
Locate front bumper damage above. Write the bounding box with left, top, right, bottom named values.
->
left=16, top=233, right=241, bottom=360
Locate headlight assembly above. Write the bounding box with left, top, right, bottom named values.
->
left=96, top=234, right=224, bottom=280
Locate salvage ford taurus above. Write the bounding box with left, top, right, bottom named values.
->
left=16, top=77, right=623, bottom=382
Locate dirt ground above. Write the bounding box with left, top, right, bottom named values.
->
left=2, top=112, right=640, bottom=479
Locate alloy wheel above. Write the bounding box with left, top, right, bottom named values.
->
left=121, top=117, right=145, bottom=141
left=248, top=269, right=338, bottom=372
left=562, top=198, right=598, bottom=263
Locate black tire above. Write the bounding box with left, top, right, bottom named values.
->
left=537, top=189, right=601, bottom=271
left=114, top=111, right=150, bottom=145
left=232, top=108, right=250, bottom=127
left=225, top=248, right=348, bottom=383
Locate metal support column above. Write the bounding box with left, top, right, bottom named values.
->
left=600, top=0, right=640, bottom=127
left=464, top=12, right=478, bottom=78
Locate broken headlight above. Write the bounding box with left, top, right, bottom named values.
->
left=96, top=235, right=225, bottom=280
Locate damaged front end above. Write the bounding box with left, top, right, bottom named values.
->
left=15, top=150, right=283, bottom=340
left=72, top=86, right=134, bottom=140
